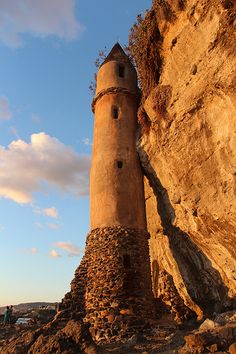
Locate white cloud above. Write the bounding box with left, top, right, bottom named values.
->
left=48, top=223, right=60, bottom=230
left=33, top=205, right=58, bottom=218
left=55, top=241, right=83, bottom=257
left=49, top=249, right=61, bottom=258
left=43, top=207, right=58, bottom=218
left=0, top=132, right=91, bottom=204
left=0, top=0, right=84, bottom=48
left=0, top=97, right=12, bottom=120
left=0, top=224, right=4, bottom=232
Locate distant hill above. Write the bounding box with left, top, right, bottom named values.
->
left=0, top=302, right=57, bottom=314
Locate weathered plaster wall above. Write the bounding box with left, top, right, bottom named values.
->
left=96, top=60, right=137, bottom=96
left=91, top=57, right=146, bottom=230
left=91, top=94, right=146, bottom=230
left=136, top=0, right=236, bottom=319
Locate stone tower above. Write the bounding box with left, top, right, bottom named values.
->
left=83, top=43, right=154, bottom=341
left=60, top=44, right=154, bottom=343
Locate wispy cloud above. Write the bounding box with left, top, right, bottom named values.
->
left=22, top=247, right=38, bottom=255
left=82, top=138, right=92, bottom=146
left=55, top=241, right=83, bottom=257
left=35, top=222, right=43, bottom=229
left=0, top=224, right=4, bottom=232
left=34, top=221, right=60, bottom=230
left=0, top=97, right=12, bottom=120
left=43, top=207, right=58, bottom=218
left=33, top=205, right=58, bottom=218
left=9, top=126, right=20, bottom=139
left=49, top=249, right=61, bottom=258
left=0, top=0, right=84, bottom=48
left=48, top=223, right=60, bottom=230
left=0, top=132, right=91, bottom=204
left=31, top=113, right=41, bottom=124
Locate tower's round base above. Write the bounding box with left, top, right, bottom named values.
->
left=81, top=226, right=154, bottom=342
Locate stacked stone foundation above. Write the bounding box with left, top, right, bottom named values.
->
left=61, top=226, right=154, bottom=342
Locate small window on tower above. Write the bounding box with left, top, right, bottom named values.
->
left=117, top=161, right=123, bottom=169
left=118, top=64, right=125, bottom=78
left=123, top=254, right=131, bottom=269
left=112, top=106, right=119, bottom=119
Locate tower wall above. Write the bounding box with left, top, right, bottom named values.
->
left=84, top=44, right=154, bottom=342
left=96, top=60, right=137, bottom=95
left=84, top=226, right=154, bottom=341
left=90, top=61, right=146, bottom=230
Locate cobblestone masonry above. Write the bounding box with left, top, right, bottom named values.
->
left=61, top=226, right=154, bottom=342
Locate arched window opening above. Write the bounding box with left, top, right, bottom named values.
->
left=112, top=106, right=119, bottom=119
left=118, top=64, right=125, bottom=78
left=117, top=161, right=123, bottom=169
left=123, top=254, right=131, bottom=269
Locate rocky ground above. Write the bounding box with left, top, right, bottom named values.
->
left=0, top=310, right=235, bottom=353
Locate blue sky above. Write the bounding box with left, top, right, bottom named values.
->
left=0, top=0, right=151, bottom=307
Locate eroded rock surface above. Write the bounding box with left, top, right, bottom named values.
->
left=130, top=0, right=236, bottom=318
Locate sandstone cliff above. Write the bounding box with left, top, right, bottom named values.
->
left=129, top=0, right=236, bottom=321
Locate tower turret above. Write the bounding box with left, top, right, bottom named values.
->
left=52, top=43, right=154, bottom=345
left=80, top=43, right=154, bottom=341
left=90, top=43, right=146, bottom=230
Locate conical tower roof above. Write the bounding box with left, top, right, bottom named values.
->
left=101, top=42, right=133, bottom=67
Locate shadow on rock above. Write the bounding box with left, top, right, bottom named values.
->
left=139, top=148, right=233, bottom=317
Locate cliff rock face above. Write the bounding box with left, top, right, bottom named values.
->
left=133, top=0, right=236, bottom=319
